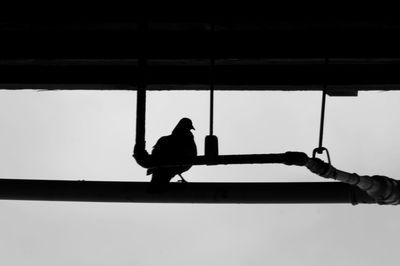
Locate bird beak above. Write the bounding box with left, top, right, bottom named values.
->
left=191, top=125, right=195, bottom=130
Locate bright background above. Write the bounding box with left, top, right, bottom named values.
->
left=0, top=89, right=399, bottom=266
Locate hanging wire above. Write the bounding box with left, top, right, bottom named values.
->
left=209, top=61, right=215, bottom=135
left=313, top=58, right=331, bottom=164
left=317, top=88, right=327, bottom=151
left=204, top=21, right=219, bottom=160
left=209, top=22, right=215, bottom=136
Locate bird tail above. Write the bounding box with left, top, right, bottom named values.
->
left=147, top=169, right=174, bottom=193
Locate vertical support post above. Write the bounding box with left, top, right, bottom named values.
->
left=135, top=77, right=146, bottom=152
left=133, top=19, right=148, bottom=163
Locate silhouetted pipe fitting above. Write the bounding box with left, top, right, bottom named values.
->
left=283, top=152, right=309, bottom=166
left=306, top=158, right=330, bottom=176
left=133, top=145, right=151, bottom=168
left=366, top=176, right=400, bottom=205
left=205, top=135, right=219, bottom=164
left=306, top=158, right=400, bottom=205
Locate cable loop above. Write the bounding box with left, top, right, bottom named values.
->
left=312, top=147, right=331, bottom=165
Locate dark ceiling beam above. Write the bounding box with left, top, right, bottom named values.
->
left=0, top=178, right=374, bottom=204
left=2, top=29, right=400, bottom=60
left=2, top=17, right=400, bottom=60
left=1, top=63, right=400, bottom=90
left=2, top=17, right=400, bottom=90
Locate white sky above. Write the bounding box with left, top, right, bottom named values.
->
left=0, top=90, right=399, bottom=266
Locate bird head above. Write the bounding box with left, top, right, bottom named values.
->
left=172, top=118, right=195, bottom=134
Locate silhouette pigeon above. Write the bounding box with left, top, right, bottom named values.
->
left=147, top=118, right=197, bottom=191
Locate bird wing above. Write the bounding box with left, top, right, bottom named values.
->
left=151, top=136, right=172, bottom=159
left=146, top=136, right=170, bottom=175
left=147, top=132, right=197, bottom=176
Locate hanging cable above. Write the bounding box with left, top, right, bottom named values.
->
left=209, top=46, right=215, bottom=136
left=317, top=89, right=327, bottom=151
left=312, top=58, right=331, bottom=164
left=205, top=21, right=219, bottom=161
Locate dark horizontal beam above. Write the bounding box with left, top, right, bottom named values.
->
left=0, top=178, right=374, bottom=204
left=3, top=30, right=400, bottom=60
left=3, top=17, right=400, bottom=90
left=2, top=63, right=400, bottom=90
left=2, top=19, right=400, bottom=60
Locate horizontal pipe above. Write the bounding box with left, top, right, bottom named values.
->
left=0, top=178, right=374, bottom=204
left=134, top=152, right=310, bottom=169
